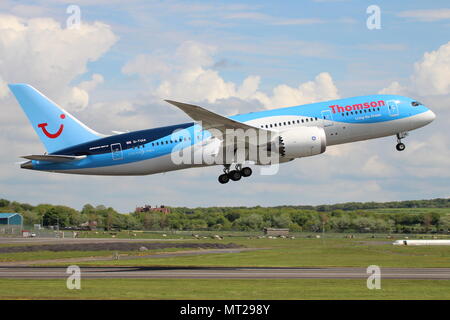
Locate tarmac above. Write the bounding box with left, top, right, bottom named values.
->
left=0, top=266, right=449, bottom=280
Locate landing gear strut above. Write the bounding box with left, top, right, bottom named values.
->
left=217, top=164, right=252, bottom=184
left=396, top=132, right=408, bottom=151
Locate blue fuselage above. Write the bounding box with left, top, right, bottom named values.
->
left=26, top=94, right=435, bottom=175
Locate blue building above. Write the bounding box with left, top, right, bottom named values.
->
left=0, top=213, right=23, bottom=226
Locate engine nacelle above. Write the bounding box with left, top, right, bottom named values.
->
left=273, top=126, right=327, bottom=159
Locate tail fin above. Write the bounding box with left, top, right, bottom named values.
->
left=9, top=84, right=102, bottom=153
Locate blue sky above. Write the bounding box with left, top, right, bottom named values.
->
left=0, top=0, right=449, bottom=212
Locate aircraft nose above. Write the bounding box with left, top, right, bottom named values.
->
left=426, top=109, right=436, bottom=123
left=430, top=110, right=436, bottom=121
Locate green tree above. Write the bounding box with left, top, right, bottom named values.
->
left=43, top=207, right=69, bottom=227
left=272, top=213, right=292, bottom=228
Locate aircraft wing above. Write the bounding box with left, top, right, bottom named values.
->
left=164, top=100, right=270, bottom=138
left=21, top=154, right=87, bottom=162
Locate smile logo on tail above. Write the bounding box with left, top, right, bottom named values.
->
left=38, top=114, right=65, bottom=139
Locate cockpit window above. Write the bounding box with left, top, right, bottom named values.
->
left=411, top=101, right=422, bottom=107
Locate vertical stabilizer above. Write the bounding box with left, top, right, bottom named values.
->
left=9, top=84, right=102, bottom=153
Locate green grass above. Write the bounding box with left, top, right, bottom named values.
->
left=0, top=251, right=115, bottom=262
left=0, top=278, right=448, bottom=299
left=2, top=237, right=448, bottom=269
left=0, top=248, right=196, bottom=262
left=43, top=238, right=450, bottom=268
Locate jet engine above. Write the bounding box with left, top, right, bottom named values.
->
left=270, top=126, right=327, bottom=159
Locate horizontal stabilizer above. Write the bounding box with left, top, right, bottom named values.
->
left=21, top=154, right=87, bottom=163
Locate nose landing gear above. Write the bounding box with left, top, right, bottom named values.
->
left=396, top=142, right=406, bottom=151
left=218, top=164, right=253, bottom=184
left=395, top=132, right=408, bottom=151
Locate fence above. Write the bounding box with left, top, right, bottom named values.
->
left=0, top=225, right=21, bottom=235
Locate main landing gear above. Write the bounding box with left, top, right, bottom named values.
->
left=218, top=164, right=253, bottom=184
left=395, top=132, right=408, bottom=151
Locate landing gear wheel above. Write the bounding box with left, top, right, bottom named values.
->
left=396, top=143, right=406, bottom=151
left=218, top=174, right=230, bottom=184
left=228, top=170, right=242, bottom=181
left=241, top=167, right=252, bottom=177
left=395, top=132, right=408, bottom=152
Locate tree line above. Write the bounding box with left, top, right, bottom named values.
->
left=0, top=198, right=449, bottom=234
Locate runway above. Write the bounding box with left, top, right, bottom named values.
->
left=0, top=266, right=449, bottom=280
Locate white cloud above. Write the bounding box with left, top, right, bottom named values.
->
left=0, top=77, right=9, bottom=99
left=361, top=155, right=395, bottom=177
left=256, top=72, right=339, bottom=108
left=156, top=67, right=237, bottom=103
left=398, top=9, right=450, bottom=22
left=376, top=41, right=450, bottom=184
left=222, top=11, right=325, bottom=26
left=10, top=4, right=52, bottom=18
left=412, top=41, right=450, bottom=96
left=0, top=14, right=117, bottom=106
left=64, top=74, right=105, bottom=111
left=379, top=41, right=450, bottom=97
left=123, top=41, right=339, bottom=109
left=236, top=76, right=260, bottom=100
left=358, top=43, right=407, bottom=52
left=122, top=54, right=171, bottom=77
left=378, top=81, right=408, bottom=95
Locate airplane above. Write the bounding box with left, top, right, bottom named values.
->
left=8, top=84, right=435, bottom=184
